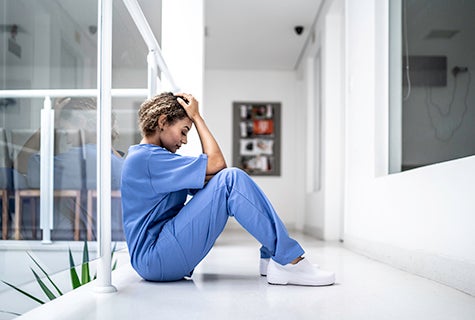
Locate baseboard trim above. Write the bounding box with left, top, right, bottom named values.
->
left=344, top=235, right=475, bottom=296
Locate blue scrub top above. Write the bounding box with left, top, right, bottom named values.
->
left=121, top=144, right=208, bottom=262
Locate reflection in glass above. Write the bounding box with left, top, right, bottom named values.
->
left=390, top=0, right=475, bottom=172
left=0, top=0, right=146, bottom=315
left=19, top=98, right=125, bottom=241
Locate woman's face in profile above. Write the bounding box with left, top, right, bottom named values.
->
left=159, top=117, right=193, bottom=153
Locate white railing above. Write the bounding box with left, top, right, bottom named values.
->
left=0, top=0, right=178, bottom=293
left=123, top=0, right=180, bottom=95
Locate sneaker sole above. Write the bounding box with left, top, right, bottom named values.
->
left=267, top=280, right=335, bottom=286
left=267, top=275, right=335, bottom=286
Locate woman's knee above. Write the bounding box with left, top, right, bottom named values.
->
left=215, top=167, right=247, bottom=180
left=211, top=167, right=255, bottom=192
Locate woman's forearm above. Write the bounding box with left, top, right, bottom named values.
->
left=176, top=93, right=227, bottom=177
left=192, top=114, right=227, bottom=175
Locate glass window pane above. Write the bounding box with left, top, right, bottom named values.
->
left=389, top=0, right=475, bottom=172
left=1, top=0, right=149, bottom=314
left=0, top=0, right=98, bottom=90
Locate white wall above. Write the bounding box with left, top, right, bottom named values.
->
left=341, top=0, right=475, bottom=295
left=301, top=53, right=326, bottom=237
left=162, top=0, right=205, bottom=157
left=297, top=0, right=345, bottom=241
left=295, top=0, right=475, bottom=296
left=204, top=70, right=306, bottom=228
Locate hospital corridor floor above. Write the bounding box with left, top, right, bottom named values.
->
left=19, top=227, right=475, bottom=320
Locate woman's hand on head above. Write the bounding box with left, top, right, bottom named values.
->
left=174, top=93, right=227, bottom=175
left=175, top=93, right=200, bottom=121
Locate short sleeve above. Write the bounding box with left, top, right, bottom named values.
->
left=148, top=149, right=208, bottom=193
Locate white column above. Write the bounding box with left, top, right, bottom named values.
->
left=321, top=0, right=345, bottom=240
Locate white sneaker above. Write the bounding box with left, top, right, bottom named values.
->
left=266, top=258, right=335, bottom=286
left=260, top=258, right=320, bottom=276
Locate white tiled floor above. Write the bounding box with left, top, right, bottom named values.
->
left=18, top=229, right=475, bottom=320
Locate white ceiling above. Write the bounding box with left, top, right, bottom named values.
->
left=59, top=0, right=322, bottom=71
left=204, top=0, right=322, bottom=70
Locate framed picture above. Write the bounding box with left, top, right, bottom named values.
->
left=232, top=101, right=281, bottom=176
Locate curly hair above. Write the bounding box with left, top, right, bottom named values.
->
left=138, top=92, right=189, bottom=137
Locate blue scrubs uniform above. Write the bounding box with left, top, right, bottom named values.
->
left=121, top=144, right=304, bottom=281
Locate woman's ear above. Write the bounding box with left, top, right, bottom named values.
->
left=158, top=114, right=167, bottom=131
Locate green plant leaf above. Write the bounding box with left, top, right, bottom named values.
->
left=68, top=248, right=81, bottom=289
left=111, top=242, right=117, bottom=256
left=82, top=241, right=90, bottom=263
left=30, top=268, right=56, bottom=301
left=112, top=259, right=118, bottom=271
left=111, top=242, right=118, bottom=271
left=68, top=246, right=76, bottom=268
left=1, top=280, right=45, bottom=305
left=26, top=252, right=63, bottom=296
left=81, top=241, right=91, bottom=284
left=81, top=262, right=91, bottom=285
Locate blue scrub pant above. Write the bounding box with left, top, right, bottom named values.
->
left=145, top=167, right=304, bottom=281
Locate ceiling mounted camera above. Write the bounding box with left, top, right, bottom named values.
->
left=294, top=26, right=304, bottom=35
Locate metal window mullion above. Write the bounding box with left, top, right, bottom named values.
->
left=0, top=88, right=149, bottom=98
left=40, top=96, right=54, bottom=244
left=95, top=0, right=116, bottom=293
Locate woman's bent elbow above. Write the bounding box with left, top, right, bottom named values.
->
left=207, top=160, right=227, bottom=175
